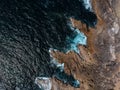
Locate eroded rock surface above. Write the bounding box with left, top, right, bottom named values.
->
left=51, top=0, right=120, bottom=90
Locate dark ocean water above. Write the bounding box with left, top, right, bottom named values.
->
left=0, top=0, right=97, bottom=90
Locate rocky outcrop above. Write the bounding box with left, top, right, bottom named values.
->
left=51, top=0, right=120, bottom=90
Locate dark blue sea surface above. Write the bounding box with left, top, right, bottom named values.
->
left=0, top=0, right=97, bottom=89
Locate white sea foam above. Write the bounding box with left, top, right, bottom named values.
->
left=35, top=77, right=52, bottom=90
left=83, top=0, right=92, bottom=10
left=49, top=28, right=87, bottom=54
left=50, top=53, right=64, bottom=72
left=66, top=29, right=87, bottom=53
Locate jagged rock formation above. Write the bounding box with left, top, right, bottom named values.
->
left=0, top=0, right=119, bottom=90
left=51, top=0, right=120, bottom=90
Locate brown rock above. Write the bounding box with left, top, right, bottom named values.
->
left=51, top=0, right=120, bottom=90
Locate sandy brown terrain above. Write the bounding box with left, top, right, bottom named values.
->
left=51, top=0, right=120, bottom=90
